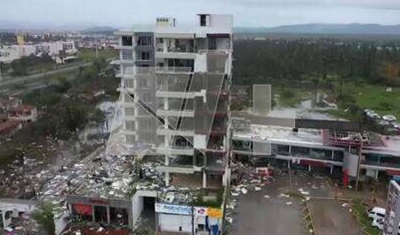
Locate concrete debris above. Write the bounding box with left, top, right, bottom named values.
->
left=264, top=195, right=270, bottom=199
left=255, top=187, right=262, bottom=191
left=241, top=188, right=248, bottom=194
left=286, top=202, right=293, bottom=205
left=342, top=203, right=350, bottom=207
left=226, top=217, right=233, bottom=224
left=279, top=193, right=290, bottom=198
left=298, top=188, right=310, bottom=195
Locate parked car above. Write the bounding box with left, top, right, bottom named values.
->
left=372, top=218, right=400, bottom=234
left=372, top=218, right=384, bottom=230
left=383, top=114, right=397, bottom=122
left=368, top=207, right=386, bottom=220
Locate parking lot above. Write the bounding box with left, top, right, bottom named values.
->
left=231, top=178, right=307, bottom=235
left=308, top=199, right=363, bottom=235
left=230, top=169, right=363, bottom=235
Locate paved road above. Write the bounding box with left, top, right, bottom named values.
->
left=0, top=62, right=92, bottom=88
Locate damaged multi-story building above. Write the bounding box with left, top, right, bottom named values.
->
left=110, top=14, right=233, bottom=233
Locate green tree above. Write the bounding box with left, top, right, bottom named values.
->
left=32, top=202, right=55, bottom=235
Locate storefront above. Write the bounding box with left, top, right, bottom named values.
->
left=67, top=196, right=133, bottom=228
left=155, top=203, right=222, bottom=234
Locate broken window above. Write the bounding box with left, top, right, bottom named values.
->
left=125, top=121, right=135, bottom=131
left=200, top=15, right=207, bottom=26
left=124, top=79, right=134, bottom=88
left=140, top=51, right=150, bottom=60
left=121, top=36, right=133, bottom=46
left=137, top=36, right=152, bottom=46
left=125, top=108, right=135, bottom=116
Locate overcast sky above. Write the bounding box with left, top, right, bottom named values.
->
left=1, top=0, right=400, bottom=28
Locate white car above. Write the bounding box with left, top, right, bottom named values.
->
left=372, top=218, right=400, bottom=234
left=368, top=207, right=386, bottom=221
left=383, top=114, right=397, bottom=122
left=372, top=218, right=384, bottom=230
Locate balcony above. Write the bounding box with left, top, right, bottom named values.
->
left=156, top=145, right=194, bottom=155
left=156, top=165, right=195, bottom=174
left=156, top=155, right=197, bottom=173
left=116, top=36, right=134, bottom=50
left=156, top=109, right=194, bottom=117
left=155, top=66, right=193, bottom=74
left=157, top=127, right=194, bottom=136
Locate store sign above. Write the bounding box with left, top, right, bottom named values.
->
left=208, top=208, right=222, bottom=218
left=155, top=203, right=192, bottom=215
left=195, top=207, right=207, bottom=216
left=155, top=203, right=209, bottom=216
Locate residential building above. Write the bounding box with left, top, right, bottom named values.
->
left=0, top=97, right=22, bottom=112
left=114, top=14, right=233, bottom=233
left=0, top=41, right=77, bottom=63
left=8, top=104, right=38, bottom=123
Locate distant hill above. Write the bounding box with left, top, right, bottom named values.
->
left=82, top=26, right=118, bottom=34
left=235, top=23, right=400, bottom=35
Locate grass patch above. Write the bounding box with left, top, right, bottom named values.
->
left=274, top=87, right=312, bottom=107
left=78, top=48, right=118, bottom=62
left=352, top=199, right=380, bottom=235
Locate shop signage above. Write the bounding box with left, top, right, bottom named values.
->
left=155, top=203, right=192, bottom=215
left=208, top=208, right=222, bottom=218
left=155, top=203, right=208, bottom=216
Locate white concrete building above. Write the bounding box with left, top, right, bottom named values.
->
left=115, top=14, right=233, bottom=188
left=115, top=14, right=233, bottom=233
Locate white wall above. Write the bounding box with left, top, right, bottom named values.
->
left=54, top=211, right=70, bottom=235
left=194, top=53, right=207, bottom=72
left=0, top=200, right=35, bottom=228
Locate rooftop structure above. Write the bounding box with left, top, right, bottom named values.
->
left=232, top=118, right=400, bottom=184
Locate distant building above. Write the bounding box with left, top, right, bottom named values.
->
left=0, top=41, right=77, bottom=63
left=0, top=97, right=22, bottom=112
left=0, top=120, right=22, bottom=137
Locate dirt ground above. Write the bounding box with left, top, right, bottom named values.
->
left=308, top=199, right=363, bottom=235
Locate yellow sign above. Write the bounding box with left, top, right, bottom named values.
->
left=17, top=35, right=25, bottom=45
left=208, top=208, right=222, bottom=218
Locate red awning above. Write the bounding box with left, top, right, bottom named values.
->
left=386, top=169, right=400, bottom=176
left=73, top=204, right=92, bottom=215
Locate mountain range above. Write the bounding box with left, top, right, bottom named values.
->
left=1, top=21, right=400, bottom=35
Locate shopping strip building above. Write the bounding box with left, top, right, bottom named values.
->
left=232, top=118, right=400, bottom=181
left=111, top=14, right=233, bottom=233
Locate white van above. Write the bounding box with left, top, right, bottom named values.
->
left=368, top=207, right=386, bottom=220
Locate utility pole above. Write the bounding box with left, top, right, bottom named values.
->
left=191, top=196, right=195, bottom=235
left=289, top=160, right=293, bottom=194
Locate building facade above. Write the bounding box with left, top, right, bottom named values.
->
left=115, top=14, right=233, bottom=189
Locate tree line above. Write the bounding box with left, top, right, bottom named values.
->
left=233, top=38, right=400, bottom=87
